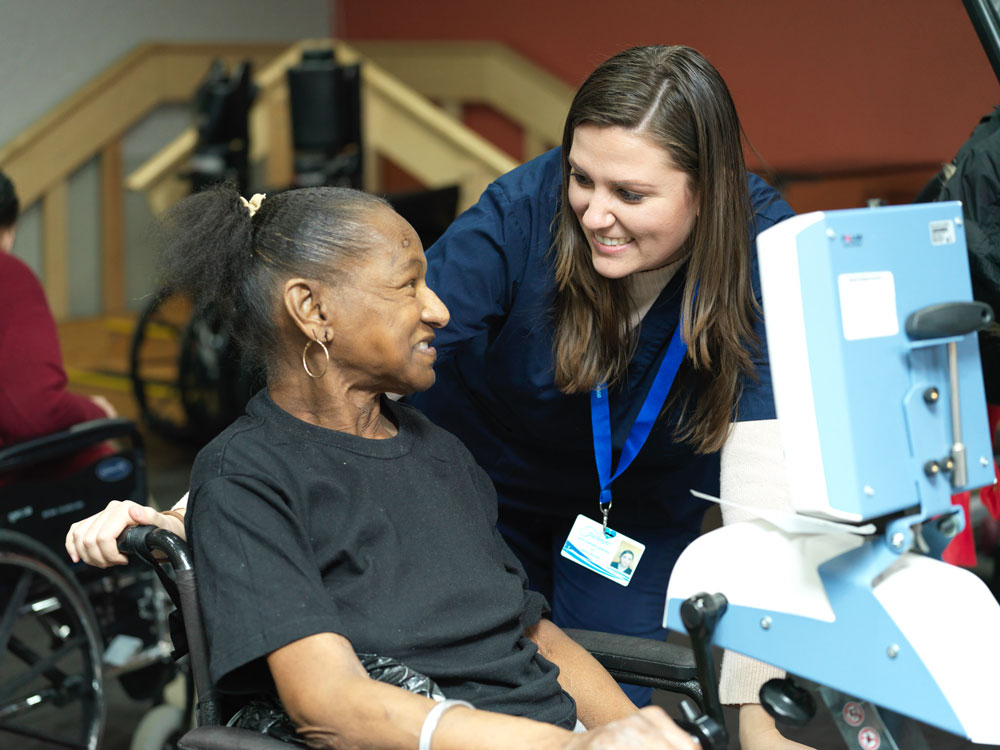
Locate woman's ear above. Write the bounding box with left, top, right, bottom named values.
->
left=283, top=278, right=330, bottom=341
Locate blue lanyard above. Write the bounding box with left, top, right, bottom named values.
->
left=590, top=318, right=688, bottom=534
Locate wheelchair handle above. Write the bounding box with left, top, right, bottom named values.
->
left=118, top=524, right=155, bottom=557
left=116, top=524, right=215, bottom=721
left=118, top=525, right=194, bottom=572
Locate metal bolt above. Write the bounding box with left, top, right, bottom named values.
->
left=887, top=644, right=899, bottom=659
left=955, top=216, right=964, bottom=226
left=938, top=516, right=960, bottom=538
left=826, top=228, right=836, bottom=238
left=924, top=460, right=940, bottom=477
left=981, top=456, right=990, bottom=467
left=760, top=617, right=772, bottom=630
left=890, top=532, right=906, bottom=550
left=923, top=387, right=939, bottom=404
left=863, top=485, right=876, bottom=496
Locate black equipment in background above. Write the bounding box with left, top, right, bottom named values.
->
left=286, top=47, right=462, bottom=248
left=188, top=60, right=256, bottom=195
left=385, top=185, right=460, bottom=250
left=964, top=0, right=1000, bottom=86
left=287, top=49, right=363, bottom=189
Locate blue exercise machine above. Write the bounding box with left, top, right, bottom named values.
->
left=665, top=202, right=1000, bottom=747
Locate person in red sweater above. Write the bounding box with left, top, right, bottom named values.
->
left=0, top=170, right=116, bottom=454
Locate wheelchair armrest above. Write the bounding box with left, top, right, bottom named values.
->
left=0, top=417, right=144, bottom=473
left=564, top=628, right=696, bottom=681
left=178, top=726, right=294, bottom=750
left=564, top=628, right=705, bottom=709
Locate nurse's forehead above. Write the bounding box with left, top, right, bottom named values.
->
left=569, top=128, right=677, bottom=177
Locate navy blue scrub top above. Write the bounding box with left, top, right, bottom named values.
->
left=407, top=147, right=795, bottom=535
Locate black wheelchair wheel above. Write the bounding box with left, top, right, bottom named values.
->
left=129, top=292, right=192, bottom=443
left=131, top=291, right=255, bottom=446
left=176, top=302, right=252, bottom=442
left=0, top=530, right=105, bottom=750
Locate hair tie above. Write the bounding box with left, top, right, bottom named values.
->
left=239, top=193, right=266, bottom=218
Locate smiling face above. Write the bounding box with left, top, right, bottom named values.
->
left=567, top=123, right=699, bottom=280
left=326, top=208, right=450, bottom=395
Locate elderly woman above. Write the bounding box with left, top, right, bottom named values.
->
left=78, top=184, right=696, bottom=750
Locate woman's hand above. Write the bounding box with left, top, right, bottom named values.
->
left=65, top=499, right=185, bottom=568
left=739, top=704, right=816, bottom=750
left=564, top=706, right=700, bottom=750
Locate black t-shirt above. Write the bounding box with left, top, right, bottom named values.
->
left=188, top=390, right=577, bottom=728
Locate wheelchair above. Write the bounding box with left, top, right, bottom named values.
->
left=130, top=292, right=258, bottom=448
left=0, top=419, right=186, bottom=750
left=115, top=524, right=720, bottom=750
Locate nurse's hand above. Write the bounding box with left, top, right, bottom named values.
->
left=65, top=500, right=185, bottom=568
left=564, top=706, right=700, bottom=750
left=739, top=704, right=816, bottom=750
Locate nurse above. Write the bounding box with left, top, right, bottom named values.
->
left=404, top=44, right=801, bottom=747
left=69, top=45, right=807, bottom=749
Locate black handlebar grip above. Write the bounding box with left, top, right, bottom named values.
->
left=905, top=301, right=994, bottom=340
left=117, top=524, right=155, bottom=556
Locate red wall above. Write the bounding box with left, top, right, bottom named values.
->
left=337, top=0, right=998, bottom=208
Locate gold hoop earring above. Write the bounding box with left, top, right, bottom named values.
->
left=302, top=337, right=330, bottom=379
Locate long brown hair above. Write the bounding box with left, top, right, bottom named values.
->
left=551, top=45, right=758, bottom=454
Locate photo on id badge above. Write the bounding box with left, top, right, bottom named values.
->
left=561, top=514, right=645, bottom=586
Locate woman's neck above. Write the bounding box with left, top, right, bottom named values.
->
left=626, top=258, right=685, bottom=327
left=268, top=377, right=397, bottom=439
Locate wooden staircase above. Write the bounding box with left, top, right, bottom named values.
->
left=3, top=39, right=572, bottom=426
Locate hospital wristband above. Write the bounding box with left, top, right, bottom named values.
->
left=418, top=699, right=473, bottom=750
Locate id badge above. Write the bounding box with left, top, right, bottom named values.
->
left=560, top=514, right=645, bottom=587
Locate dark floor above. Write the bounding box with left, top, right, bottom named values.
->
left=9, top=424, right=1000, bottom=749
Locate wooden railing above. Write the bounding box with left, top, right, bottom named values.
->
left=0, top=40, right=571, bottom=319
left=349, top=41, right=573, bottom=161
left=0, top=42, right=288, bottom=318
left=127, top=39, right=535, bottom=220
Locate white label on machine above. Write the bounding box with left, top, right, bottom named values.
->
left=929, top=219, right=956, bottom=246
left=838, top=271, right=899, bottom=341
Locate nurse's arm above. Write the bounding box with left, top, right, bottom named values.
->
left=720, top=419, right=817, bottom=750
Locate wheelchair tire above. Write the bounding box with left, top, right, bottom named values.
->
left=130, top=704, right=186, bottom=750
left=129, top=292, right=193, bottom=444
left=0, top=530, right=105, bottom=750
left=130, top=291, right=255, bottom=446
